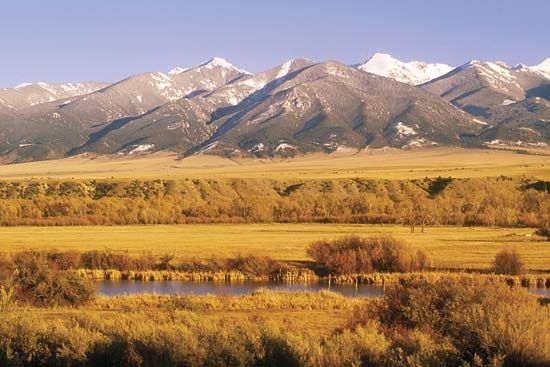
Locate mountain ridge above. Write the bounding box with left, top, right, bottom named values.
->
left=0, top=53, right=548, bottom=163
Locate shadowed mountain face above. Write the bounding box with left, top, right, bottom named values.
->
left=69, top=61, right=482, bottom=158
left=478, top=97, right=550, bottom=147
left=0, top=55, right=549, bottom=163
left=0, top=58, right=249, bottom=162
left=421, top=60, right=550, bottom=147
left=422, top=61, right=549, bottom=112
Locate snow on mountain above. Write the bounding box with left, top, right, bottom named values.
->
left=276, top=60, right=293, bottom=79
left=14, top=83, right=33, bottom=89
left=201, top=59, right=315, bottom=108
left=530, top=58, right=550, bottom=79
left=423, top=59, right=549, bottom=110
left=356, top=53, right=453, bottom=85
left=0, top=81, right=109, bottom=111
left=169, top=57, right=251, bottom=77
left=457, top=60, right=522, bottom=94
left=200, top=57, right=251, bottom=75
left=168, top=66, right=189, bottom=75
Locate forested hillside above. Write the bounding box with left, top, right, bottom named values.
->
left=0, top=176, right=547, bottom=227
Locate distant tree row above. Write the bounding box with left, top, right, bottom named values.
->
left=0, top=176, right=547, bottom=227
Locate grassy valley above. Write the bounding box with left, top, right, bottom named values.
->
left=1, top=149, right=549, bottom=367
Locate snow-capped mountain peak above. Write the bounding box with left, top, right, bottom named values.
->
left=14, top=82, right=33, bottom=89
left=512, top=63, right=529, bottom=71
left=168, top=66, right=189, bottom=75
left=356, top=52, right=453, bottom=85
left=531, top=58, right=550, bottom=79
left=168, top=57, right=252, bottom=77
left=198, top=57, right=251, bottom=75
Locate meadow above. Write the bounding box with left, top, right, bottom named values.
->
left=1, top=147, right=549, bottom=180
left=1, top=149, right=549, bottom=366
left=0, top=224, right=547, bottom=271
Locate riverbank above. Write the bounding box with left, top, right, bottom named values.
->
left=78, top=268, right=550, bottom=289
left=2, top=279, right=550, bottom=367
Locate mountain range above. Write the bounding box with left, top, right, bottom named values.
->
left=1, top=53, right=549, bottom=163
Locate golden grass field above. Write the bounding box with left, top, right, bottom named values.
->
left=1, top=224, right=548, bottom=271
left=1, top=147, right=549, bottom=180
left=34, top=290, right=364, bottom=337
left=1, top=148, right=548, bottom=272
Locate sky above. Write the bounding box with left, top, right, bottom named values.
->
left=1, top=0, right=548, bottom=87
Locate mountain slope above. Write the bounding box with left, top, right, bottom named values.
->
left=422, top=60, right=549, bottom=115
left=69, top=59, right=317, bottom=155
left=530, top=58, right=550, bottom=79
left=421, top=58, right=550, bottom=146
left=66, top=61, right=482, bottom=158
left=0, top=58, right=249, bottom=162
left=480, top=97, right=550, bottom=147
left=0, top=82, right=108, bottom=113
left=356, top=53, right=453, bottom=85
left=1, top=56, right=549, bottom=163
left=197, top=61, right=481, bottom=156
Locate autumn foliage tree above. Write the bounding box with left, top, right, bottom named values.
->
left=307, top=236, right=428, bottom=274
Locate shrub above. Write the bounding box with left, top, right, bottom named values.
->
left=387, top=330, right=460, bottom=367
left=80, top=250, right=154, bottom=271
left=260, top=330, right=304, bottom=367
left=226, top=255, right=289, bottom=277
left=367, top=278, right=550, bottom=366
left=493, top=249, right=525, bottom=275
left=13, top=251, right=95, bottom=306
left=536, top=227, right=550, bottom=240
left=46, top=250, right=81, bottom=270
left=307, top=236, right=428, bottom=274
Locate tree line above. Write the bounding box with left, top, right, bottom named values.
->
left=0, top=176, right=547, bottom=227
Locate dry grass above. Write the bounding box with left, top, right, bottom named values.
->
left=1, top=147, right=548, bottom=180
left=0, top=224, right=548, bottom=270
left=30, top=291, right=359, bottom=336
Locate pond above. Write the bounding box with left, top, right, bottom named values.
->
left=98, top=279, right=385, bottom=298
left=529, top=287, right=550, bottom=297
left=98, top=280, right=550, bottom=298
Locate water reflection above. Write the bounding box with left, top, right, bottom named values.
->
left=98, top=280, right=550, bottom=298
left=98, top=280, right=385, bottom=298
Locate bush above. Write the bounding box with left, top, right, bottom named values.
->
left=366, top=277, right=550, bottom=366
left=80, top=250, right=155, bottom=271
left=536, top=227, right=550, bottom=240
left=494, top=249, right=525, bottom=275
left=226, top=255, right=289, bottom=277
left=13, top=251, right=96, bottom=306
left=307, top=236, right=428, bottom=274
left=46, top=250, right=82, bottom=270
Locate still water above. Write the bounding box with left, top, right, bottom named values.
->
left=98, top=280, right=385, bottom=298
left=98, top=280, right=550, bottom=298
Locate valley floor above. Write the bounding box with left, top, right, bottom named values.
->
left=1, top=224, right=548, bottom=271
left=1, top=147, right=549, bottom=180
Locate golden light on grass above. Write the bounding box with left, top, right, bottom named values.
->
left=0, top=147, right=548, bottom=180
left=0, top=224, right=547, bottom=270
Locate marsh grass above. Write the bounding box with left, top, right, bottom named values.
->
left=1, top=282, right=549, bottom=367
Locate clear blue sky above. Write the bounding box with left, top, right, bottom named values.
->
left=1, top=0, right=548, bottom=87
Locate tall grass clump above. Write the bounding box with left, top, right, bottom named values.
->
left=307, top=235, right=428, bottom=274
left=494, top=249, right=525, bottom=275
